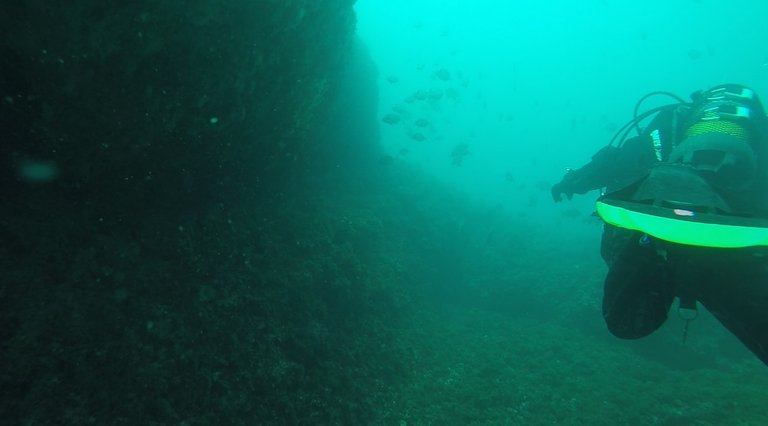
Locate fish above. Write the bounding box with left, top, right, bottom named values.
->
left=433, top=68, right=451, bottom=81
left=410, top=132, right=426, bottom=142
left=382, top=113, right=401, bottom=125
left=378, top=154, right=395, bottom=166
left=451, top=143, right=470, bottom=166
left=688, top=48, right=702, bottom=60
left=392, top=105, right=408, bottom=115
left=428, top=89, right=444, bottom=101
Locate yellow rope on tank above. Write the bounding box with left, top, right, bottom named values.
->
left=685, top=120, right=749, bottom=141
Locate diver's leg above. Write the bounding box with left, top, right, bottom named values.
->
left=600, top=222, right=631, bottom=264
left=694, top=249, right=768, bottom=366
left=601, top=226, right=675, bottom=339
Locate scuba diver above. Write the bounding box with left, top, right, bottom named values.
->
left=551, top=83, right=768, bottom=366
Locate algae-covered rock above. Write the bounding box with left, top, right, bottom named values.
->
left=0, top=0, right=356, bottom=219
left=0, top=1, right=389, bottom=424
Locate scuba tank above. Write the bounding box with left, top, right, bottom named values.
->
left=672, top=85, right=768, bottom=207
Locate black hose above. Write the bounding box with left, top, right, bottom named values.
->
left=632, top=91, right=688, bottom=135
left=609, top=104, right=678, bottom=147
left=606, top=90, right=692, bottom=147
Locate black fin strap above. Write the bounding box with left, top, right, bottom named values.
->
left=678, top=294, right=698, bottom=344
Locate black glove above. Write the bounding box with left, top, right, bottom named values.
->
left=551, top=170, right=576, bottom=203
left=551, top=182, right=573, bottom=203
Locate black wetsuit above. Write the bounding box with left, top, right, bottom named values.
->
left=553, top=89, right=768, bottom=366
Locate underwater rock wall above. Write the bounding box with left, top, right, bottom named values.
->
left=313, top=36, right=382, bottom=177
left=0, top=1, right=414, bottom=424
left=0, top=0, right=355, bottom=216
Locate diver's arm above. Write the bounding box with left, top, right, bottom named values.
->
left=551, top=136, right=655, bottom=202
left=551, top=145, right=621, bottom=202
left=551, top=104, right=681, bottom=203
